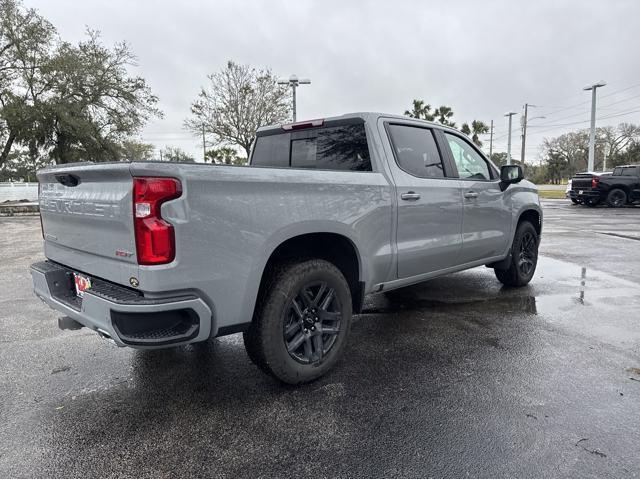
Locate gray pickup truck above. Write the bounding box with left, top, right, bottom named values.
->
left=31, top=112, right=542, bottom=384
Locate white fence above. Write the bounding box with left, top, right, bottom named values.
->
left=0, top=182, right=39, bottom=202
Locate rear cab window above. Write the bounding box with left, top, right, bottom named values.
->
left=250, top=119, right=372, bottom=172
left=386, top=124, right=445, bottom=178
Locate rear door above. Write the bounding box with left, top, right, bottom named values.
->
left=442, top=132, right=511, bottom=264
left=384, top=122, right=463, bottom=278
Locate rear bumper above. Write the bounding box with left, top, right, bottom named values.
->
left=569, top=189, right=601, bottom=200
left=30, top=261, right=212, bottom=348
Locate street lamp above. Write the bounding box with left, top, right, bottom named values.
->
left=583, top=80, right=606, bottom=172
left=505, top=112, right=518, bottom=165
left=277, top=74, right=311, bottom=122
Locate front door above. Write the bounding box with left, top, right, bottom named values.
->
left=442, top=132, right=511, bottom=264
left=385, top=123, right=463, bottom=278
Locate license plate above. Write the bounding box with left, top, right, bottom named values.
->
left=578, top=190, right=583, bottom=195
left=73, top=272, right=92, bottom=297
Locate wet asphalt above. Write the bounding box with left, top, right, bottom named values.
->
left=1, top=199, right=639, bottom=478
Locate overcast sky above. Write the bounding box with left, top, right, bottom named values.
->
left=28, top=0, right=640, bottom=161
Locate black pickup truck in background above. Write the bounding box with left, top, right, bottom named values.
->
left=569, top=164, right=640, bottom=207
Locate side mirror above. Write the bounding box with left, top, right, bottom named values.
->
left=500, top=165, right=523, bottom=190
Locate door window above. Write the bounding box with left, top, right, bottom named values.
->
left=387, top=124, right=445, bottom=178
left=445, top=133, right=491, bottom=180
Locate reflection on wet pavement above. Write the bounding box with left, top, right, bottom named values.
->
left=361, top=255, right=640, bottom=349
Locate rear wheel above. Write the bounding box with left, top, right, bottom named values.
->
left=606, top=188, right=627, bottom=207
left=243, top=259, right=352, bottom=384
left=494, top=221, right=539, bottom=287
left=570, top=198, right=580, bottom=204
left=584, top=197, right=600, bottom=207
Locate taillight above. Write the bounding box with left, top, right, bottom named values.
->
left=591, top=177, right=599, bottom=189
left=133, top=177, right=182, bottom=265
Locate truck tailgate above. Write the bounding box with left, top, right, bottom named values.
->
left=38, top=163, right=138, bottom=283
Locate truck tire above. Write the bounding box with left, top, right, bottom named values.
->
left=570, top=198, right=580, bottom=204
left=243, top=259, right=352, bottom=384
left=494, top=221, right=539, bottom=287
left=606, top=188, right=627, bottom=207
left=584, top=197, right=599, bottom=207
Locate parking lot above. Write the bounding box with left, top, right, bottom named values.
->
left=1, top=199, right=639, bottom=478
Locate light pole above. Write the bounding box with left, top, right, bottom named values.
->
left=277, top=74, right=311, bottom=122
left=505, top=112, right=518, bottom=165
left=583, top=81, right=606, bottom=172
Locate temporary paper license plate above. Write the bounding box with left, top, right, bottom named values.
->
left=73, top=273, right=92, bottom=297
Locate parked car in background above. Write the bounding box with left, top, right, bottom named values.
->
left=30, top=113, right=542, bottom=384
left=569, top=165, right=640, bottom=207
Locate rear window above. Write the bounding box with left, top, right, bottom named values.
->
left=251, top=123, right=372, bottom=171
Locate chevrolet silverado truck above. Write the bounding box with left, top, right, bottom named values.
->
left=569, top=164, right=640, bottom=207
left=30, top=112, right=542, bottom=384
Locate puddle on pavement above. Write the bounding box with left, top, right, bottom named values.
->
left=362, top=255, right=640, bottom=319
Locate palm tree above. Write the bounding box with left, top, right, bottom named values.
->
left=404, top=99, right=434, bottom=121
left=433, top=106, right=456, bottom=127
left=461, top=120, right=489, bottom=147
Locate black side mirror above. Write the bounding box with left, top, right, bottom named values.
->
left=500, top=165, right=523, bottom=190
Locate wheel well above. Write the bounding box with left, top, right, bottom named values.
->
left=518, top=209, right=541, bottom=236
left=256, top=233, right=364, bottom=314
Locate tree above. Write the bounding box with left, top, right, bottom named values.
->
left=404, top=99, right=434, bottom=121
left=205, top=146, right=245, bottom=165
left=433, top=105, right=456, bottom=127
left=185, top=61, right=290, bottom=158
left=0, top=0, right=162, bottom=165
left=160, top=146, right=194, bottom=163
left=461, top=120, right=489, bottom=147
left=541, top=130, right=589, bottom=176
left=404, top=100, right=489, bottom=147
left=609, top=141, right=640, bottom=167
left=119, top=140, right=154, bottom=161
left=0, top=0, right=56, bottom=165
left=0, top=147, right=49, bottom=181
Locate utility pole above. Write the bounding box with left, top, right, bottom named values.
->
left=519, top=104, right=545, bottom=166
left=277, top=74, right=311, bottom=122
left=583, top=81, right=606, bottom=172
left=505, top=112, right=517, bottom=165
left=520, top=103, right=529, bottom=164
left=201, top=124, right=207, bottom=162
left=489, top=120, right=494, bottom=158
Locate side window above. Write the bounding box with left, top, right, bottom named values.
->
left=290, top=124, right=372, bottom=171
left=387, top=124, right=445, bottom=178
left=445, top=133, right=491, bottom=180
left=251, top=133, right=290, bottom=167
left=621, top=167, right=637, bottom=176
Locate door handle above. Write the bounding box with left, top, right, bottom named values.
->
left=464, top=191, right=478, bottom=199
left=401, top=191, right=421, bottom=201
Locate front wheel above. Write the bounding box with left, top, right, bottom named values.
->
left=494, top=221, right=539, bottom=287
left=243, top=259, right=352, bottom=384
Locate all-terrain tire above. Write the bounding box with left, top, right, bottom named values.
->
left=494, top=220, right=539, bottom=287
left=243, top=259, right=352, bottom=384
left=606, top=188, right=627, bottom=208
